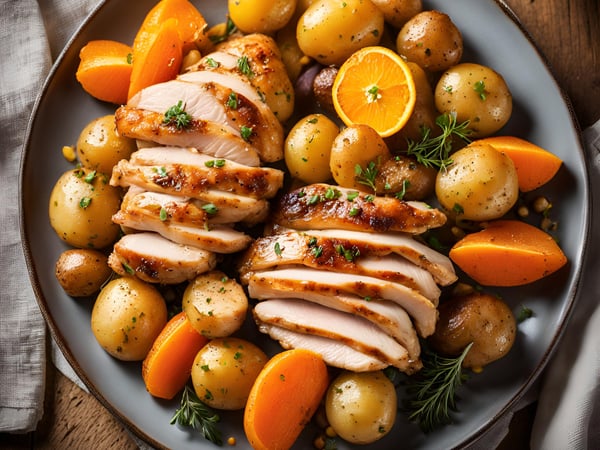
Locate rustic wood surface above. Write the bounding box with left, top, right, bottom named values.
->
left=1, top=0, right=598, bottom=449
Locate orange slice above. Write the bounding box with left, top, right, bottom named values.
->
left=332, top=46, right=416, bottom=137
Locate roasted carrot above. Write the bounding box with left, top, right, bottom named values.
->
left=75, top=40, right=132, bottom=104
left=142, top=311, right=208, bottom=400
left=478, top=136, right=563, bottom=192
left=449, top=220, right=567, bottom=286
left=127, top=17, right=183, bottom=100
left=244, top=349, right=329, bottom=450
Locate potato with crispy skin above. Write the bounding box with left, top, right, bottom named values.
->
left=55, top=249, right=112, bottom=297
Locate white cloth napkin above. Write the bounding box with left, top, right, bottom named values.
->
left=1, top=1, right=599, bottom=448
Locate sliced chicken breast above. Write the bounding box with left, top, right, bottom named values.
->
left=108, top=232, right=217, bottom=284
left=128, top=79, right=283, bottom=163
left=247, top=280, right=421, bottom=363
left=257, top=323, right=389, bottom=372
left=114, top=105, right=261, bottom=167
left=239, top=230, right=441, bottom=300
left=248, top=267, right=437, bottom=337
left=253, top=298, right=413, bottom=372
left=272, top=183, right=447, bottom=234
left=110, top=147, right=284, bottom=199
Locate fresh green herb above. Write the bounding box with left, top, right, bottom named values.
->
left=240, top=125, right=253, bottom=141
left=205, top=57, right=219, bottom=68
left=349, top=207, right=360, bottom=217
left=474, top=80, right=487, bottom=100
left=159, top=207, right=168, bottom=221
left=79, top=197, right=92, bottom=209
left=407, top=113, right=472, bottom=170
left=84, top=170, right=97, bottom=184
left=405, top=343, right=473, bottom=432
left=325, top=187, right=341, bottom=200
left=202, top=203, right=218, bottom=215
left=163, top=100, right=192, bottom=129
left=237, top=56, right=254, bottom=78
left=355, top=159, right=379, bottom=191
left=126, top=53, right=133, bottom=64
left=346, top=191, right=359, bottom=202
left=517, top=305, right=534, bottom=323
left=335, top=244, right=359, bottom=262
left=307, top=236, right=318, bottom=247
left=452, top=203, right=464, bottom=215
left=366, top=84, right=380, bottom=103
left=121, top=262, right=134, bottom=276
left=226, top=92, right=238, bottom=109
left=307, top=194, right=321, bottom=206
left=171, top=386, right=222, bottom=446
left=364, top=194, right=375, bottom=202
left=311, top=246, right=323, bottom=258
left=204, top=159, right=226, bottom=168
left=153, top=166, right=168, bottom=177
left=274, top=242, right=283, bottom=256
left=209, top=16, right=237, bottom=44
left=395, top=180, right=411, bottom=200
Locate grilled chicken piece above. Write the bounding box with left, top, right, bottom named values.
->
left=108, top=232, right=217, bottom=284
left=274, top=227, right=457, bottom=286
left=254, top=298, right=414, bottom=372
left=239, top=230, right=440, bottom=300
left=128, top=79, right=283, bottom=163
left=114, top=105, right=261, bottom=167
left=246, top=280, right=421, bottom=363
left=272, top=184, right=447, bottom=234
left=187, top=34, right=294, bottom=122
left=110, top=147, right=284, bottom=199
left=247, top=267, right=437, bottom=337
left=113, top=207, right=251, bottom=254
left=257, top=323, right=389, bottom=372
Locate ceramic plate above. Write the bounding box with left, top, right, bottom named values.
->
left=21, top=0, right=590, bottom=448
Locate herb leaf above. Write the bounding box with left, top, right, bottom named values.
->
left=405, top=343, right=473, bottom=432
left=171, top=385, right=222, bottom=446
left=406, top=113, right=472, bottom=170
left=355, top=158, right=380, bottom=192
left=163, top=100, right=192, bottom=129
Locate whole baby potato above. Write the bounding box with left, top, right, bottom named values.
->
left=326, top=370, right=397, bottom=444
left=55, top=249, right=112, bottom=297
left=330, top=124, right=392, bottom=191
left=297, top=0, right=384, bottom=65
left=76, top=114, right=136, bottom=174
left=429, top=292, right=517, bottom=369
left=371, top=0, right=422, bottom=29
left=191, top=337, right=268, bottom=410
left=285, top=113, right=339, bottom=183
left=435, top=142, right=519, bottom=221
left=91, top=277, right=167, bottom=361
left=375, top=155, right=437, bottom=200
left=435, top=62, right=512, bottom=137
left=396, top=10, right=463, bottom=72
left=228, top=0, right=297, bottom=34
left=48, top=168, right=121, bottom=249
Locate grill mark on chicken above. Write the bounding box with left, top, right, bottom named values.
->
left=115, top=105, right=262, bottom=166
left=108, top=232, right=217, bottom=284
left=253, top=298, right=413, bottom=372
left=110, top=154, right=283, bottom=200
left=272, top=183, right=447, bottom=234
left=239, top=231, right=441, bottom=300
left=257, top=324, right=389, bottom=372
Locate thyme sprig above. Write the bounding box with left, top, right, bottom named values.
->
left=170, top=385, right=223, bottom=446
left=405, top=343, right=473, bottom=432
left=406, top=113, right=472, bottom=170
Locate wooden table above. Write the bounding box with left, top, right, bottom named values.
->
left=2, top=1, right=599, bottom=449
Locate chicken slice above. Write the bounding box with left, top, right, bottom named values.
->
left=257, top=323, right=389, bottom=372
left=114, top=105, right=261, bottom=167
left=272, top=183, right=447, bottom=234
left=253, top=298, right=413, bottom=372
left=128, top=79, right=283, bottom=163
left=110, top=147, right=284, bottom=199
left=247, top=267, right=437, bottom=337
left=108, top=232, right=216, bottom=284
left=276, top=227, right=457, bottom=286
left=247, top=279, right=421, bottom=363
left=239, top=230, right=441, bottom=300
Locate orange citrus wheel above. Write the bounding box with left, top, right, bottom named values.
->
left=332, top=46, right=417, bottom=137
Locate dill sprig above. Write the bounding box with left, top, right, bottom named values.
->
left=170, top=385, right=223, bottom=446
left=405, top=343, right=473, bottom=432
left=406, top=113, right=472, bottom=170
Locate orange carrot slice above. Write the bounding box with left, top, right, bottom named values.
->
left=449, top=220, right=567, bottom=287
left=244, top=349, right=329, bottom=450
left=75, top=40, right=132, bottom=104
left=478, top=136, right=563, bottom=192
left=128, top=17, right=183, bottom=100
left=142, top=311, right=208, bottom=400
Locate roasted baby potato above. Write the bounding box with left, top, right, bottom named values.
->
left=375, top=155, right=437, bottom=200
left=371, top=0, right=423, bottom=29
left=428, top=292, right=517, bottom=369
left=55, top=249, right=112, bottom=297
left=228, top=0, right=297, bottom=34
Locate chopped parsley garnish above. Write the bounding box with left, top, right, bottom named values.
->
left=474, top=80, right=487, bottom=100
left=163, top=100, right=192, bottom=129
left=204, top=159, right=226, bottom=168
left=237, top=56, right=254, bottom=78
left=240, top=125, right=253, bottom=141
left=226, top=92, right=238, bottom=109
left=202, top=203, right=218, bottom=215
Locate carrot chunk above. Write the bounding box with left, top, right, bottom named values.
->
left=142, top=311, right=208, bottom=400
left=449, top=220, right=567, bottom=286
left=75, top=40, right=132, bottom=104
left=478, top=136, right=563, bottom=192
left=244, top=349, right=329, bottom=450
